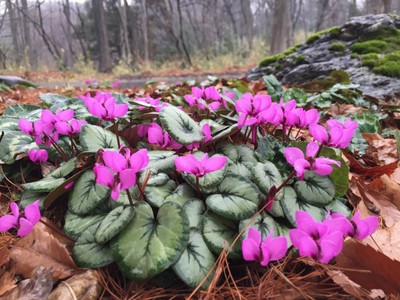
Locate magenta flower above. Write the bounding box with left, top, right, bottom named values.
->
left=19, top=119, right=55, bottom=147
left=175, top=153, right=227, bottom=178
left=28, top=149, right=48, bottom=163
left=235, top=93, right=272, bottom=129
left=55, top=119, right=87, bottom=135
left=331, top=211, right=378, bottom=239
left=284, top=142, right=341, bottom=179
left=289, top=211, right=344, bottom=263
left=93, top=148, right=149, bottom=200
left=147, top=123, right=183, bottom=150
left=185, top=123, right=212, bottom=150
left=309, top=118, right=358, bottom=149
left=111, top=80, right=122, bottom=88
left=242, top=228, right=287, bottom=266
left=136, top=95, right=168, bottom=112
left=283, top=101, right=319, bottom=128
left=80, top=92, right=128, bottom=121
left=184, top=86, right=225, bottom=110
left=0, top=201, right=41, bottom=237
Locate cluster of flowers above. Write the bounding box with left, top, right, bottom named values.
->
left=0, top=201, right=41, bottom=237
left=184, top=86, right=234, bottom=111
left=137, top=122, right=212, bottom=150
left=79, top=92, right=128, bottom=121
left=19, top=108, right=87, bottom=163
left=94, top=147, right=149, bottom=200
left=243, top=210, right=378, bottom=266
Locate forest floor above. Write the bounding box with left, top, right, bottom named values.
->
left=0, top=75, right=399, bottom=299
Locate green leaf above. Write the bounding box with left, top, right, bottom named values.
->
left=172, top=229, right=216, bottom=289
left=256, top=134, right=283, bottom=163
left=64, top=211, right=105, bottom=239
left=159, top=106, right=203, bottom=145
left=225, top=145, right=258, bottom=177
left=294, top=171, right=335, bottom=207
left=20, top=190, right=47, bottom=209
left=68, top=170, right=109, bottom=215
left=263, top=75, right=284, bottom=102
left=79, top=124, right=119, bottom=151
left=0, top=131, right=36, bottom=164
left=280, top=186, right=326, bottom=226
left=252, top=161, right=283, bottom=195
left=325, top=199, right=352, bottom=218
left=49, top=157, right=77, bottom=178
left=139, top=172, right=170, bottom=186
left=111, top=202, right=190, bottom=280
left=0, top=118, right=21, bottom=132
left=206, top=175, right=262, bottom=220
left=216, top=142, right=238, bottom=161
left=40, top=94, right=69, bottom=106
left=165, top=184, right=197, bottom=206
left=239, top=212, right=280, bottom=240
left=72, top=223, right=114, bottom=268
left=183, top=198, right=206, bottom=228
left=268, top=192, right=285, bottom=218
left=21, top=176, right=65, bottom=192
left=95, top=205, right=135, bottom=244
left=147, top=151, right=178, bottom=173
left=3, top=104, right=42, bottom=119
left=145, top=179, right=176, bottom=207
left=201, top=211, right=242, bottom=259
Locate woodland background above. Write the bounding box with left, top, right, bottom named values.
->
left=0, top=0, right=399, bottom=75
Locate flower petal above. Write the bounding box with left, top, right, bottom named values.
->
left=119, top=169, right=136, bottom=190
left=17, top=218, right=34, bottom=237
left=261, top=235, right=287, bottom=263
left=203, top=155, right=227, bottom=174
left=242, top=238, right=260, bottom=262
left=24, top=200, right=41, bottom=225
left=93, top=164, right=115, bottom=188
left=284, top=147, right=305, bottom=165
left=0, top=215, right=18, bottom=231
left=102, top=151, right=127, bottom=172
left=129, top=149, right=149, bottom=173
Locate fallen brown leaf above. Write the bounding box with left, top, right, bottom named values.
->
left=48, top=270, right=102, bottom=300
left=363, top=133, right=398, bottom=165
left=9, top=221, right=78, bottom=280
left=0, top=271, right=17, bottom=297
left=335, top=239, right=400, bottom=295
left=0, top=267, right=53, bottom=300
left=345, top=153, right=399, bottom=179
left=328, top=269, right=371, bottom=298
left=370, top=175, right=400, bottom=210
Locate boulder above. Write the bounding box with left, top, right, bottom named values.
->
left=247, top=14, right=400, bottom=100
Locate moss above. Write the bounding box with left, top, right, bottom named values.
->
left=306, top=34, right=320, bottom=44
left=259, top=54, right=285, bottom=67
left=330, top=70, right=350, bottom=84
left=382, top=51, right=400, bottom=61
left=329, top=42, right=346, bottom=52
left=373, top=62, right=400, bottom=77
left=350, top=53, right=360, bottom=59
left=351, top=40, right=388, bottom=54
left=306, top=26, right=341, bottom=45
left=295, top=54, right=306, bottom=64
left=361, top=59, right=377, bottom=68
left=283, top=45, right=300, bottom=56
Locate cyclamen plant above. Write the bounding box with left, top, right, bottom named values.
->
left=0, top=76, right=379, bottom=290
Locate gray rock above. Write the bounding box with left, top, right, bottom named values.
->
left=247, top=14, right=400, bottom=100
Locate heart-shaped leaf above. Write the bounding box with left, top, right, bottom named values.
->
left=172, top=229, right=216, bottom=289
left=325, top=199, right=351, bottom=217
left=68, top=170, right=109, bottom=215
left=0, top=131, right=36, bottom=164
left=201, top=211, right=242, bottom=259
left=280, top=186, right=326, bottom=226
left=252, top=161, right=283, bottom=194
left=20, top=190, right=47, bottom=209
left=111, top=201, right=190, bottom=280
left=95, top=205, right=135, bottom=244
left=79, top=124, right=119, bottom=151
left=147, top=151, right=178, bottom=173
left=159, top=106, right=203, bottom=145
left=49, top=157, right=77, bottom=178
left=72, top=223, right=114, bottom=268
left=183, top=198, right=206, bottom=228
left=239, top=212, right=280, bottom=241
left=294, top=171, right=335, bottom=207
left=165, top=184, right=197, bottom=206
left=206, top=175, right=262, bottom=220
left=145, top=179, right=176, bottom=207
left=64, top=211, right=105, bottom=239
left=21, top=176, right=65, bottom=192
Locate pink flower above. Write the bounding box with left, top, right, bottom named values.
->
left=242, top=228, right=287, bottom=266
left=185, top=123, right=212, bottom=150
left=28, top=149, right=48, bottom=163
left=289, top=211, right=344, bottom=263
left=174, top=153, right=227, bottom=178
left=80, top=92, right=128, bottom=121
left=55, top=119, right=87, bottom=135
left=136, top=95, right=168, bottom=112
left=94, top=148, right=149, bottom=200
left=284, top=142, right=341, bottom=179
left=147, top=123, right=183, bottom=150
left=309, top=118, right=358, bottom=149
left=184, top=86, right=225, bottom=110
left=349, top=211, right=379, bottom=239
left=235, top=93, right=272, bottom=128
left=0, top=201, right=41, bottom=237
left=111, top=80, right=122, bottom=88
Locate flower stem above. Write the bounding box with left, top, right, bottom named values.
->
left=196, top=177, right=203, bottom=200
left=113, top=119, right=121, bottom=148
left=126, top=189, right=134, bottom=206
left=263, top=170, right=296, bottom=210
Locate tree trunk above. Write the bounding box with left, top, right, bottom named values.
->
left=6, top=0, right=22, bottom=65
left=315, top=0, right=330, bottom=31
left=62, top=0, right=74, bottom=69
left=240, top=0, right=254, bottom=49
left=21, top=0, right=37, bottom=69
left=141, top=0, right=149, bottom=62
left=365, top=0, right=384, bottom=14
left=269, top=0, right=292, bottom=54
left=117, top=0, right=132, bottom=65
left=92, top=0, right=112, bottom=72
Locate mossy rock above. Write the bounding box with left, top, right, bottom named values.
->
left=329, top=43, right=346, bottom=52
left=306, top=34, right=321, bottom=44
left=283, top=45, right=300, bottom=56
left=259, top=54, right=285, bottom=67
left=295, top=54, right=306, bottom=65
left=351, top=40, right=388, bottom=54
left=350, top=53, right=359, bottom=59
left=373, top=61, right=400, bottom=78
left=306, top=26, right=341, bottom=44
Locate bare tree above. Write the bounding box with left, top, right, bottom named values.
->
left=141, top=0, right=149, bottom=62
left=62, top=0, right=73, bottom=69
left=21, top=0, right=37, bottom=69
left=6, top=0, right=22, bottom=65
left=176, top=0, right=192, bottom=66
left=365, top=0, right=392, bottom=14
left=241, top=0, right=254, bottom=49
left=270, top=0, right=292, bottom=54
left=92, top=0, right=112, bottom=72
